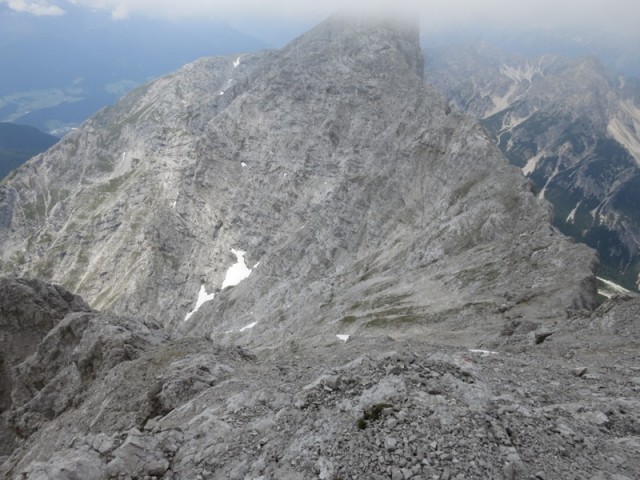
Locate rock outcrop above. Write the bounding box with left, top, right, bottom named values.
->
left=0, top=278, right=90, bottom=455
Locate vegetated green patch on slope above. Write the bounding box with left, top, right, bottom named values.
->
left=0, top=122, right=58, bottom=180
left=610, top=170, right=640, bottom=219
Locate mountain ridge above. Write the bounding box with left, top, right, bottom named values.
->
left=1, top=276, right=639, bottom=479
left=0, top=6, right=269, bottom=134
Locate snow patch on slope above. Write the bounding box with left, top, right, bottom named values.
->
left=184, top=285, right=215, bottom=321
left=469, top=349, right=498, bottom=356
left=239, top=321, right=257, bottom=332
left=185, top=248, right=255, bottom=321
left=222, top=249, right=252, bottom=289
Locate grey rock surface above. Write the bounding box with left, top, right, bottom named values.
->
left=1, top=277, right=639, bottom=479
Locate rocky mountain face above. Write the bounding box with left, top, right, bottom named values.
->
left=0, top=16, right=595, bottom=350
left=1, top=277, right=639, bottom=479
left=0, top=14, right=636, bottom=480
left=425, top=43, right=640, bottom=290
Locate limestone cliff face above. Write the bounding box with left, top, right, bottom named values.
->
left=0, top=16, right=595, bottom=346
left=426, top=43, right=640, bottom=290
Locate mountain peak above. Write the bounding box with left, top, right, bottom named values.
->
left=282, top=12, right=424, bottom=79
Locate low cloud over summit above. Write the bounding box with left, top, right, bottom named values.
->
left=1, top=0, right=639, bottom=43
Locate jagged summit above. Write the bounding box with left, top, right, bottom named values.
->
left=281, top=12, right=424, bottom=79
left=0, top=16, right=595, bottom=348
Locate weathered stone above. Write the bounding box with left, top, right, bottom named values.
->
left=572, top=367, right=588, bottom=377
left=504, top=461, right=516, bottom=480
left=385, top=437, right=398, bottom=451
left=578, top=411, right=609, bottom=426
left=386, top=365, right=403, bottom=376
left=323, top=375, right=341, bottom=390
left=391, top=466, right=404, bottom=480
left=534, top=329, right=554, bottom=345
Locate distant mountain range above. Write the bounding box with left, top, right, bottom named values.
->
left=0, top=6, right=268, bottom=135
left=425, top=43, right=640, bottom=290
left=421, top=28, right=640, bottom=79
left=0, top=122, right=58, bottom=179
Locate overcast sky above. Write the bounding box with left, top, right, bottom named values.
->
left=1, top=0, right=639, bottom=43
